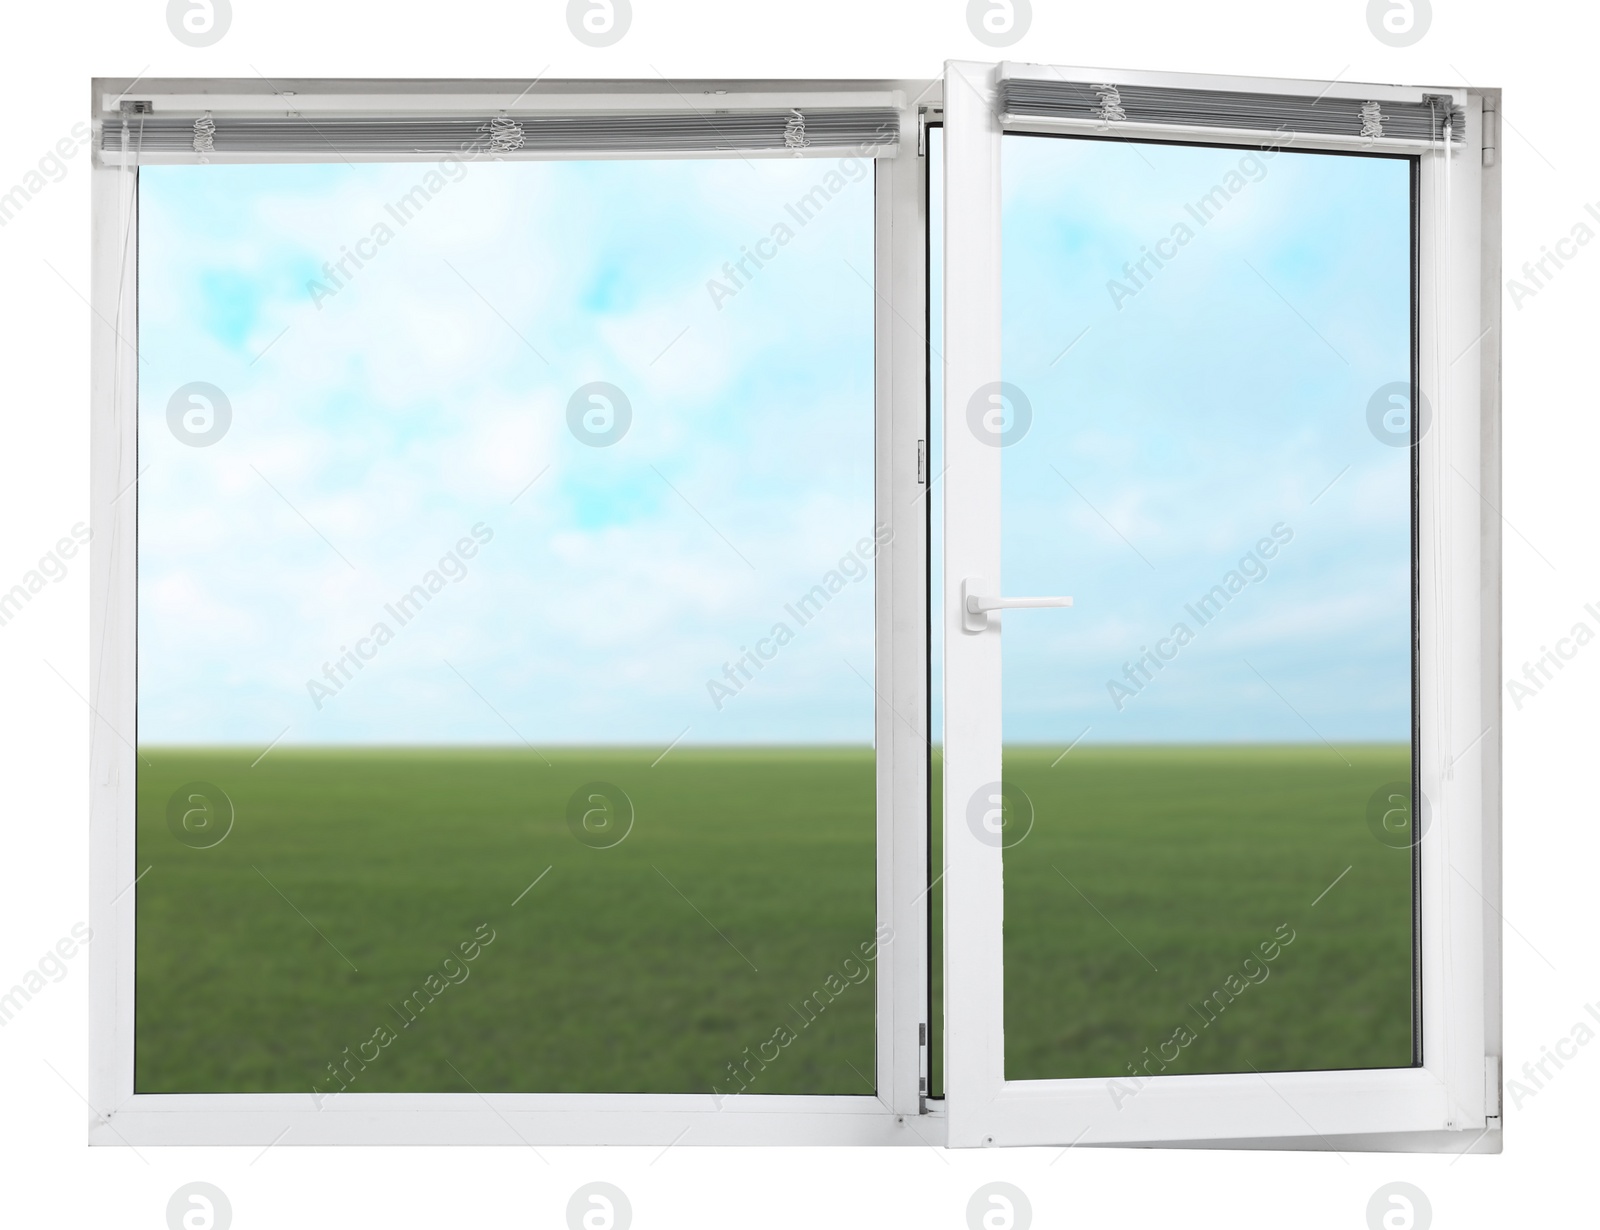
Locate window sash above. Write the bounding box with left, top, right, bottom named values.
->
left=86, top=77, right=933, bottom=1147
left=938, top=58, right=1498, bottom=1150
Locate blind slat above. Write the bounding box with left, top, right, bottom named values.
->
left=102, top=108, right=901, bottom=156
left=1000, top=79, right=1463, bottom=145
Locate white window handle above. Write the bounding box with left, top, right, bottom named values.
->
left=961, top=577, right=1073, bottom=633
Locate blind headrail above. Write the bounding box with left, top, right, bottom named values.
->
left=100, top=108, right=903, bottom=158
left=999, top=78, right=1464, bottom=147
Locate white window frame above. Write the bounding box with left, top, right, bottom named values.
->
left=87, top=75, right=940, bottom=1147
left=86, top=64, right=1501, bottom=1151
left=940, top=60, right=1502, bottom=1152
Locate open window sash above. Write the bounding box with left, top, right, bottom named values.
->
left=939, top=59, right=1499, bottom=1150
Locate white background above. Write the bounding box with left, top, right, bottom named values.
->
left=0, top=1, right=1591, bottom=1226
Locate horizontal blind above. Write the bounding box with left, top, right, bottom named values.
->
left=102, top=108, right=902, bottom=156
left=999, top=78, right=1463, bottom=145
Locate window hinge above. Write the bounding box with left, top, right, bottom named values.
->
left=1482, top=97, right=1498, bottom=168
left=916, top=439, right=927, bottom=484
left=918, top=1022, right=929, bottom=1113
left=917, top=110, right=927, bottom=158
left=1485, top=1055, right=1502, bottom=1124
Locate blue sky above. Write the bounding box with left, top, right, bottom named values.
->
left=138, top=155, right=878, bottom=746
left=933, top=131, right=1414, bottom=745
left=139, top=135, right=1412, bottom=749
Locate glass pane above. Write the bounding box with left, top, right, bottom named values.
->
left=137, top=154, right=880, bottom=1095
left=999, top=133, right=1415, bottom=1080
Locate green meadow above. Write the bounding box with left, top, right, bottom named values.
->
left=136, top=744, right=1413, bottom=1095
left=136, top=746, right=878, bottom=1096
left=1000, top=744, right=1415, bottom=1082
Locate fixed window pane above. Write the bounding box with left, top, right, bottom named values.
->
left=136, top=154, right=881, bottom=1095
left=997, top=133, right=1416, bottom=1080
